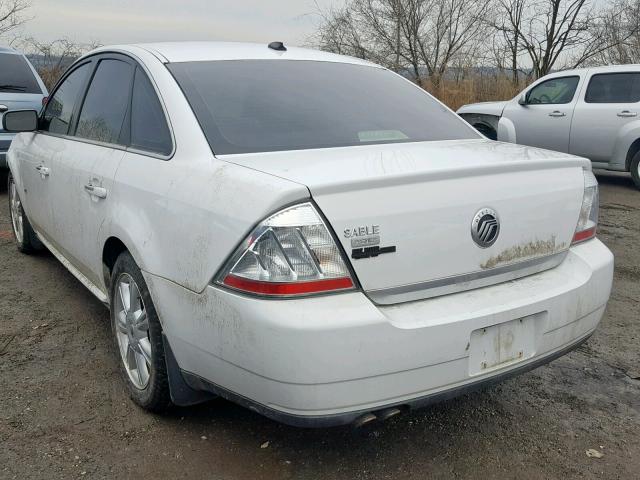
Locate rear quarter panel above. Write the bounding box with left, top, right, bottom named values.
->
left=104, top=154, right=308, bottom=293
left=96, top=46, right=309, bottom=293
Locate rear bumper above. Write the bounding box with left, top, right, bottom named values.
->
left=145, top=238, right=613, bottom=426
left=179, top=330, right=594, bottom=427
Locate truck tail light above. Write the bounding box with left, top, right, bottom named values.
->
left=215, top=202, right=355, bottom=297
left=572, top=170, right=599, bottom=245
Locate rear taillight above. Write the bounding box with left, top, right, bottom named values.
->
left=572, top=170, right=599, bottom=245
left=215, top=202, right=355, bottom=297
left=42, top=96, right=48, bottom=107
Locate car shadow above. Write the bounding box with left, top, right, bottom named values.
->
left=593, top=169, right=637, bottom=192
left=159, top=378, right=524, bottom=461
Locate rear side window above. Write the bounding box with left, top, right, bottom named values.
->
left=76, top=59, right=133, bottom=145
left=41, top=63, right=91, bottom=135
left=0, top=53, right=42, bottom=94
left=585, top=73, right=640, bottom=103
left=130, top=68, right=172, bottom=155
left=526, top=76, right=579, bottom=105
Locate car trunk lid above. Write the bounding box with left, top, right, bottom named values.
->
left=223, top=139, right=588, bottom=304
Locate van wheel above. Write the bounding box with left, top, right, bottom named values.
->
left=7, top=172, right=43, bottom=253
left=631, top=152, right=640, bottom=189
left=110, top=251, right=172, bottom=412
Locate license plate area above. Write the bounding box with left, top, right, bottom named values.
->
left=469, top=313, right=544, bottom=376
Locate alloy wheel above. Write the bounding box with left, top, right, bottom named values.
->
left=8, top=177, right=24, bottom=244
left=114, top=273, right=152, bottom=390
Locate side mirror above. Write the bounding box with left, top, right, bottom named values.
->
left=2, top=109, right=38, bottom=132
left=517, top=93, right=528, bottom=106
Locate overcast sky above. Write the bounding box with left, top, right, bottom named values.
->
left=25, top=0, right=344, bottom=46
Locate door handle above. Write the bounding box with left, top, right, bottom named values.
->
left=617, top=110, right=637, bottom=117
left=84, top=183, right=108, bottom=199
left=548, top=111, right=566, bottom=117
left=35, top=165, right=50, bottom=177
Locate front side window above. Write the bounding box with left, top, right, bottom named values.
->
left=585, top=73, right=640, bottom=103
left=41, top=63, right=91, bottom=135
left=129, top=68, right=172, bottom=155
left=0, top=53, right=42, bottom=94
left=168, top=60, right=476, bottom=155
left=527, top=76, right=579, bottom=105
left=76, top=59, right=132, bottom=145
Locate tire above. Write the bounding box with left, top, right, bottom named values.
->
left=631, top=151, right=640, bottom=190
left=7, top=172, right=44, bottom=253
left=110, top=251, right=172, bottom=412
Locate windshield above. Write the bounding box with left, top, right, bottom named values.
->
left=0, top=53, right=42, bottom=94
left=168, top=60, right=476, bottom=155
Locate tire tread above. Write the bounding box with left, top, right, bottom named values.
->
left=110, top=251, right=172, bottom=413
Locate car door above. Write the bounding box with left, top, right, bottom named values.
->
left=47, top=55, right=134, bottom=287
left=502, top=75, right=583, bottom=152
left=570, top=71, right=640, bottom=164
left=17, top=61, right=93, bottom=237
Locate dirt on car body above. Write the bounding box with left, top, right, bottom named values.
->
left=0, top=171, right=639, bottom=480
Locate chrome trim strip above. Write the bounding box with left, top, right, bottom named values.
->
left=35, top=231, right=109, bottom=304
left=367, top=251, right=568, bottom=305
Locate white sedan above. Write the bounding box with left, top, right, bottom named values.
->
left=5, top=42, right=613, bottom=427
left=458, top=65, right=640, bottom=189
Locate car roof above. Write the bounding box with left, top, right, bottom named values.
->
left=92, top=41, right=379, bottom=67
left=0, top=46, right=18, bottom=54
left=544, top=64, right=640, bottom=78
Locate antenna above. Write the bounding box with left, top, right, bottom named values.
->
left=268, top=41, right=287, bottom=52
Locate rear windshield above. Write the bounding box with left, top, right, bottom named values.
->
left=0, top=53, right=42, bottom=94
left=168, top=60, right=476, bottom=155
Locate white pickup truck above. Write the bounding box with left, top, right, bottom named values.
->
left=458, top=65, right=640, bottom=189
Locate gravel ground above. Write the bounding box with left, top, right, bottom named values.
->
left=0, top=170, right=638, bottom=480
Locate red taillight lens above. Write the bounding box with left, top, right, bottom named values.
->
left=215, top=203, right=355, bottom=297
left=42, top=96, right=48, bottom=107
left=223, top=275, right=354, bottom=296
left=572, top=226, right=596, bottom=244
left=572, top=170, right=599, bottom=245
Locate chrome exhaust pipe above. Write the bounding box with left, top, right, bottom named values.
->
left=353, top=412, right=377, bottom=428
left=377, top=407, right=402, bottom=422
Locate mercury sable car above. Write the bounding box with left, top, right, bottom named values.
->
left=5, top=42, right=613, bottom=427
left=458, top=65, right=640, bottom=189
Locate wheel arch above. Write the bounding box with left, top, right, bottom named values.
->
left=102, top=236, right=129, bottom=290
left=625, top=137, right=640, bottom=171
left=101, top=235, right=148, bottom=294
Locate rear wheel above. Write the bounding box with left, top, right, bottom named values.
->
left=631, top=152, right=640, bottom=190
left=7, top=172, right=43, bottom=253
left=110, top=251, right=172, bottom=412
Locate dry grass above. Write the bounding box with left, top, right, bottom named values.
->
left=423, top=74, right=530, bottom=111
left=36, top=66, right=68, bottom=92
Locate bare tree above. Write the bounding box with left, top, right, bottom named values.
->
left=0, top=0, right=30, bottom=39
left=590, top=0, right=640, bottom=65
left=496, top=0, right=604, bottom=78
left=493, top=0, right=528, bottom=85
left=315, top=0, right=491, bottom=86
left=17, top=37, right=101, bottom=89
left=315, top=4, right=369, bottom=59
